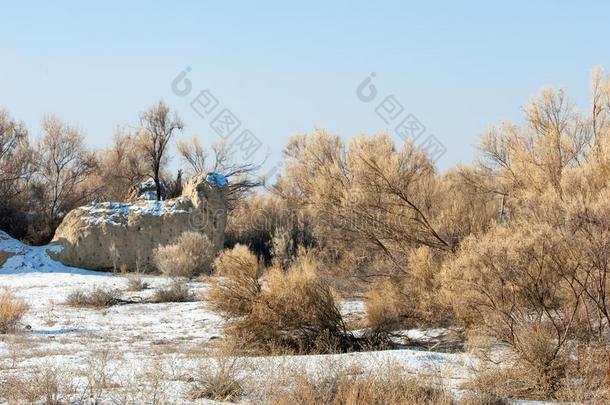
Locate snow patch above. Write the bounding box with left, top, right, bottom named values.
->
left=76, top=197, right=192, bottom=228
left=80, top=202, right=130, bottom=227
left=134, top=177, right=166, bottom=201
left=128, top=197, right=191, bottom=217
left=0, top=231, right=102, bottom=275
left=206, top=172, right=228, bottom=187
left=405, top=328, right=449, bottom=342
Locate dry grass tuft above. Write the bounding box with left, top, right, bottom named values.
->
left=153, top=231, right=214, bottom=278
left=460, top=363, right=525, bottom=404
left=150, top=280, right=194, bottom=303
left=125, top=273, right=149, bottom=291
left=65, top=286, right=120, bottom=308
left=189, top=357, right=244, bottom=402
left=0, top=364, right=75, bottom=404
left=111, top=359, right=170, bottom=404
left=268, top=366, right=453, bottom=405
left=0, top=289, right=28, bottom=333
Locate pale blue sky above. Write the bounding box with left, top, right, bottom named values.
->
left=2, top=1, right=609, bottom=172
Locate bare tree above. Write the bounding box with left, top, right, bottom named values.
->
left=0, top=110, right=36, bottom=238
left=0, top=110, right=33, bottom=200
left=138, top=101, right=183, bottom=201
left=35, top=115, right=96, bottom=234
left=97, top=128, right=148, bottom=201
left=177, top=136, right=208, bottom=175
left=177, top=137, right=261, bottom=207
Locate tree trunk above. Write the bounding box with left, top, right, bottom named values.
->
left=154, top=168, right=161, bottom=201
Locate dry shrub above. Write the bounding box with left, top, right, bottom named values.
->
left=442, top=223, right=579, bottom=393
left=34, top=115, right=97, bottom=240
left=96, top=129, right=148, bottom=201
left=0, top=365, right=75, bottom=404
left=554, top=343, right=610, bottom=403
left=405, top=246, right=449, bottom=325
left=121, top=262, right=150, bottom=291
left=208, top=244, right=262, bottom=317
left=268, top=366, right=453, bottom=405
left=461, top=361, right=533, bottom=404
left=153, top=231, right=214, bottom=278
left=189, top=357, right=244, bottom=402
left=364, top=279, right=409, bottom=340
left=460, top=351, right=604, bottom=404
left=225, top=193, right=286, bottom=263
left=0, top=290, right=28, bottom=333
left=125, top=273, right=149, bottom=291
left=0, top=110, right=36, bottom=241
left=277, top=130, right=449, bottom=265
left=238, top=254, right=353, bottom=353
left=462, top=336, right=610, bottom=403
left=110, top=360, right=169, bottom=405
left=150, top=280, right=194, bottom=303
left=270, top=213, right=316, bottom=270
left=209, top=251, right=357, bottom=354
left=80, top=349, right=115, bottom=403
left=65, top=286, right=120, bottom=308
left=461, top=332, right=543, bottom=402
left=364, top=247, right=449, bottom=339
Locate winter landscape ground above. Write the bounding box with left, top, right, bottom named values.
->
left=1, top=232, right=553, bottom=404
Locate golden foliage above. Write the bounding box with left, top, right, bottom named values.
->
left=153, top=231, right=214, bottom=278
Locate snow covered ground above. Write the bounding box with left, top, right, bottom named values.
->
left=0, top=232, right=550, bottom=404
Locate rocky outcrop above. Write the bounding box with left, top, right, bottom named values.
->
left=51, top=173, right=228, bottom=271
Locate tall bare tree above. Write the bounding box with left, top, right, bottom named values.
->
left=177, top=137, right=261, bottom=207
left=138, top=101, right=183, bottom=201
left=97, top=128, right=148, bottom=201
left=0, top=109, right=33, bottom=201
left=0, top=110, right=35, bottom=238
left=35, top=115, right=96, bottom=235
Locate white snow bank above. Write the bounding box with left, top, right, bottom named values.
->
left=0, top=231, right=101, bottom=275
